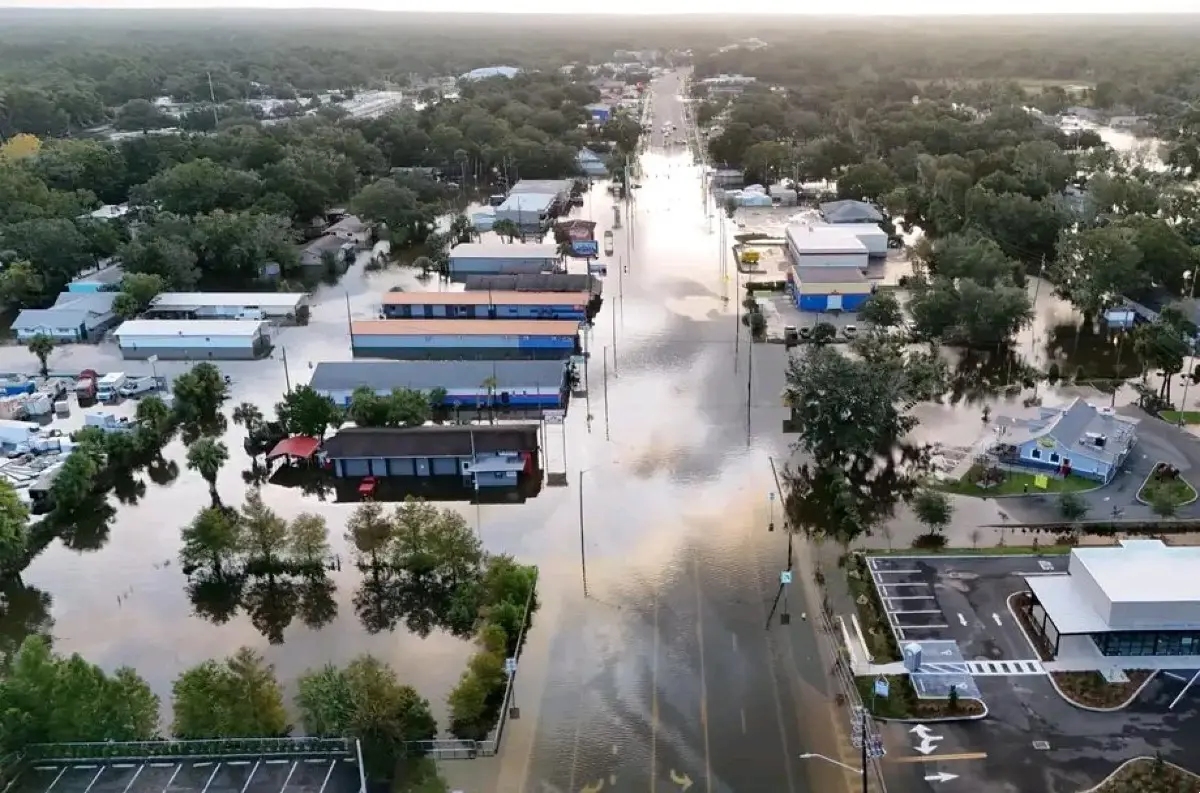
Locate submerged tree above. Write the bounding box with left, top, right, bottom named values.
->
left=186, top=437, right=229, bottom=506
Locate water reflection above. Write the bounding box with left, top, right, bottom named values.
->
left=49, top=497, right=118, bottom=553
left=188, top=565, right=339, bottom=644
left=351, top=562, right=477, bottom=640
left=0, top=579, right=53, bottom=661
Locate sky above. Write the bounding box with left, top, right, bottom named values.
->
left=0, top=0, right=1196, bottom=13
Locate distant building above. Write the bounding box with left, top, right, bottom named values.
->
left=113, top=319, right=272, bottom=361
left=322, top=424, right=540, bottom=489
left=508, top=179, right=574, bottom=206
left=350, top=319, right=579, bottom=361
left=325, top=215, right=370, bottom=246
left=494, top=193, right=556, bottom=230
left=700, top=74, right=757, bottom=95
left=587, top=104, right=613, bottom=123
left=11, top=292, right=120, bottom=343
left=465, top=273, right=602, bottom=297
left=308, top=359, right=570, bottom=410
left=818, top=200, right=885, bottom=225
left=146, top=292, right=310, bottom=321
left=460, top=66, right=521, bottom=81
left=448, top=242, right=560, bottom=279
left=989, top=398, right=1139, bottom=483
left=300, top=236, right=357, bottom=269
left=577, top=148, right=609, bottom=178
left=381, top=291, right=588, bottom=322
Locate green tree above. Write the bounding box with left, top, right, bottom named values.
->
left=0, top=636, right=159, bottom=750
left=275, top=385, right=341, bottom=438
left=232, top=402, right=265, bottom=434
left=240, top=487, right=289, bottom=565
left=171, top=647, right=288, bottom=738
left=27, top=333, right=55, bottom=377
left=140, top=158, right=263, bottom=216
left=1058, top=492, right=1089, bottom=522
left=446, top=671, right=491, bottom=740
left=289, top=512, right=330, bottom=568
left=186, top=437, right=229, bottom=506
left=346, top=501, right=393, bottom=569
left=172, top=362, right=230, bottom=433
left=296, top=656, right=437, bottom=780
left=1150, top=489, right=1178, bottom=518
left=857, top=291, right=903, bottom=330
left=114, top=98, right=171, bottom=132
left=0, top=479, right=29, bottom=574
left=181, top=506, right=242, bottom=572
left=113, top=272, right=165, bottom=318
left=351, top=178, right=435, bottom=246
left=836, top=161, right=897, bottom=202
left=912, top=489, right=953, bottom=535
left=0, top=260, right=46, bottom=308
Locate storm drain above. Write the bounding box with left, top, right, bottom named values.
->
left=1032, top=741, right=1051, bottom=750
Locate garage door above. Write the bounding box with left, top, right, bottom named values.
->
left=826, top=293, right=843, bottom=311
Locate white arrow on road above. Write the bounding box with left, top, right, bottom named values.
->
left=915, top=735, right=943, bottom=755
left=924, top=772, right=959, bottom=783
left=909, top=725, right=935, bottom=739
left=669, top=770, right=693, bottom=792
left=957, top=613, right=967, bottom=626
left=992, top=613, right=1003, bottom=626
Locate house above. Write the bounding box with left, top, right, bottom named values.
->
left=788, top=266, right=872, bottom=312
left=990, top=398, right=1139, bottom=483
left=322, top=424, right=540, bottom=489
left=1020, top=540, right=1200, bottom=664
left=380, top=291, right=588, bottom=322
left=448, top=242, right=559, bottom=279
left=308, top=359, right=570, bottom=410
left=300, top=235, right=357, bottom=269
left=577, top=148, right=609, bottom=178
left=699, top=74, right=757, bottom=95
left=11, top=292, right=120, bottom=343
left=67, top=262, right=125, bottom=294
left=508, top=179, right=574, bottom=207
left=494, top=193, right=556, bottom=230
left=325, top=215, right=370, bottom=246
left=146, top=292, right=310, bottom=321
left=350, top=319, right=580, bottom=361
left=818, top=200, right=885, bottom=225
left=112, top=319, right=273, bottom=360
left=786, top=225, right=870, bottom=271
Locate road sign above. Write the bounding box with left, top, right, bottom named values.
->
left=543, top=410, right=566, bottom=424
left=768, top=491, right=775, bottom=501
left=780, top=570, right=793, bottom=585
left=874, top=677, right=890, bottom=699
left=504, top=657, right=517, bottom=676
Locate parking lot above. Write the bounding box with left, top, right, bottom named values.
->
left=866, top=555, right=1065, bottom=693
left=10, top=758, right=361, bottom=793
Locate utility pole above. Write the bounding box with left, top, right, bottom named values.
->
left=746, top=335, right=753, bottom=447
left=1176, top=268, right=1199, bottom=420
left=281, top=347, right=291, bottom=393
left=206, top=71, right=220, bottom=128
left=577, top=471, right=589, bottom=598
left=603, top=347, right=611, bottom=442
left=611, top=296, right=618, bottom=376
left=861, top=709, right=868, bottom=793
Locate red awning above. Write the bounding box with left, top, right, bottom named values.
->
left=267, top=436, right=321, bottom=460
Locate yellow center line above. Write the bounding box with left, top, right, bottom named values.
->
left=651, top=587, right=659, bottom=793
left=890, top=753, right=989, bottom=764
left=693, top=556, right=713, bottom=793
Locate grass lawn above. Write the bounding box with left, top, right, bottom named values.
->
left=1159, top=410, right=1200, bottom=425
left=855, top=675, right=985, bottom=720
left=869, top=545, right=1073, bottom=557
left=1138, top=464, right=1198, bottom=508
left=1051, top=670, right=1152, bottom=709
left=937, top=465, right=1097, bottom=497
left=1095, top=757, right=1200, bottom=793
left=393, top=758, right=448, bottom=793
left=846, top=556, right=901, bottom=663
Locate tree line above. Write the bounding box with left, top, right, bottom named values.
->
left=0, top=69, right=640, bottom=312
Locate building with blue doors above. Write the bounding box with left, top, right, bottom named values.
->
left=380, top=291, right=588, bottom=322
left=350, top=319, right=580, bottom=361
left=321, top=424, right=540, bottom=490
left=990, top=398, right=1139, bottom=483
left=308, top=359, right=570, bottom=410
left=448, top=242, right=560, bottom=279
left=789, top=266, right=872, bottom=312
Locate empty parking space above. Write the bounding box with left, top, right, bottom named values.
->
left=890, top=611, right=949, bottom=628
left=163, top=763, right=216, bottom=793
left=280, top=760, right=337, bottom=793
left=242, top=761, right=296, bottom=793
left=79, top=766, right=139, bottom=793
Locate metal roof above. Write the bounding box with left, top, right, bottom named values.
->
left=12, top=309, right=93, bottom=330
left=793, top=265, right=867, bottom=284
left=53, top=291, right=118, bottom=313
left=309, top=360, right=567, bottom=393
left=786, top=225, right=869, bottom=255
left=381, top=291, right=589, bottom=306
left=351, top=319, right=579, bottom=336
left=819, top=200, right=884, bottom=223
left=498, top=192, right=557, bottom=212
left=449, top=242, right=559, bottom=260
left=323, top=424, right=539, bottom=458
left=465, top=274, right=602, bottom=295
left=508, top=179, right=572, bottom=195
left=151, top=292, right=308, bottom=309
left=114, top=319, right=267, bottom=338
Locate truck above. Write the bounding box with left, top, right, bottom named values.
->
left=75, top=370, right=98, bottom=407
left=118, top=376, right=161, bottom=398
left=95, top=372, right=127, bottom=402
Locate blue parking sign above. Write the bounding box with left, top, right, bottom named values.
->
left=874, top=677, right=889, bottom=698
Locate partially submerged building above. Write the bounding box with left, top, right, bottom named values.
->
left=322, top=424, right=540, bottom=489
left=989, top=398, right=1139, bottom=483
left=818, top=200, right=885, bottom=225
left=789, top=266, right=871, bottom=312
left=786, top=225, right=870, bottom=271
left=494, top=192, right=556, bottom=230
left=349, top=319, right=579, bottom=361
left=146, top=292, right=310, bottom=321
left=447, top=243, right=560, bottom=279
left=380, top=291, right=588, bottom=322
left=113, top=319, right=273, bottom=360
left=308, top=359, right=570, bottom=409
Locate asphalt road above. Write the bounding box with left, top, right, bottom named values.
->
left=500, top=71, right=859, bottom=793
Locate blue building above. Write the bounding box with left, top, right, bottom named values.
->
left=789, top=266, right=872, bottom=312
left=322, top=424, right=540, bottom=489
left=991, top=398, right=1139, bottom=483
left=587, top=104, right=613, bottom=123
left=381, top=290, right=588, bottom=321
left=11, top=291, right=120, bottom=343
left=448, top=242, right=560, bottom=279
left=308, top=359, right=570, bottom=410
left=350, top=319, right=580, bottom=361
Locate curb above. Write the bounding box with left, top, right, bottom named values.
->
left=1134, top=460, right=1199, bottom=508
left=873, top=699, right=989, bottom=724
left=1005, top=590, right=1051, bottom=661
left=1045, top=668, right=1159, bottom=713
left=1077, top=756, right=1200, bottom=793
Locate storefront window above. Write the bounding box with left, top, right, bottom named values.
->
left=1092, top=631, right=1200, bottom=656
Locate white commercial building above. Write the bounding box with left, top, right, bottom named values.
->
left=1023, top=540, right=1200, bottom=669
left=786, top=225, right=869, bottom=270
left=816, top=223, right=888, bottom=257
left=146, top=292, right=310, bottom=321
left=113, top=319, right=272, bottom=360
left=494, top=192, right=557, bottom=229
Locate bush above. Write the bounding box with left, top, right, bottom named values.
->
left=911, top=532, right=947, bottom=549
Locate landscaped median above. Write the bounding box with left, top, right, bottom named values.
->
left=1050, top=670, right=1153, bottom=710
left=1091, top=755, right=1200, bottom=793
left=1136, top=462, right=1198, bottom=516
left=854, top=675, right=984, bottom=721
left=1159, top=410, right=1200, bottom=425
left=846, top=555, right=901, bottom=662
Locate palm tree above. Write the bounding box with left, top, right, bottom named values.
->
left=232, top=402, right=264, bottom=433
left=412, top=256, right=435, bottom=279
left=492, top=219, right=520, bottom=243
left=481, top=376, right=499, bottom=425
left=187, top=437, right=230, bottom=507
left=27, top=334, right=55, bottom=377
left=454, top=149, right=470, bottom=187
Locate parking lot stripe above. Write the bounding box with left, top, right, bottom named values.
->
left=118, top=765, right=145, bottom=793
left=158, top=766, right=182, bottom=793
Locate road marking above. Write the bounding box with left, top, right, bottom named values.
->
left=890, top=752, right=988, bottom=764
left=925, top=772, right=959, bottom=783
left=992, top=613, right=1003, bottom=626
left=876, top=569, right=921, bottom=574
left=731, top=632, right=738, bottom=653
left=891, top=609, right=942, bottom=615
left=669, top=770, right=693, bottom=792
left=740, top=708, right=746, bottom=734
left=958, top=613, right=968, bottom=626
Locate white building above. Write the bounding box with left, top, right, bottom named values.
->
left=113, top=319, right=272, bottom=361
left=146, top=292, right=310, bottom=321
left=1023, top=540, right=1200, bottom=669
left=494, top=193, right=556, bottom=229
left=786, top=225, right=869, bottom=270
left=815, top=223, right=888, bottom=257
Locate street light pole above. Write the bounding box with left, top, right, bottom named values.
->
left=578, top=470, right=589, bottom=598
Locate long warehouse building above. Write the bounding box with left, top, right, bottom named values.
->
left=350, top=319, right=580, bottom=361
left=309, top=360, right=571, bottom=409
left=380, top=291, right=589, bottom=321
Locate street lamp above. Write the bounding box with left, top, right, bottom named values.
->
left=798, top=754, right=861, bottom=775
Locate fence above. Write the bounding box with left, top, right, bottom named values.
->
left=22, top=737, right=357, bottom=763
